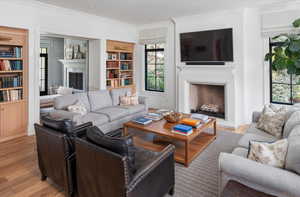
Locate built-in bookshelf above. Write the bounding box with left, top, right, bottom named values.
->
left=106, top=40, right=135, bottom=90
left=0, top=26, right=28, bottom=143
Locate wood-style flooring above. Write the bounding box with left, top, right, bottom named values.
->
left=0, top=125, right=248, bottom=197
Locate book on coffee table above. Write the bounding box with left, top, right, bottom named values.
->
left=133, top=117, right=152, bottom=125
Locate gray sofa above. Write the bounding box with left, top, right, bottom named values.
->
left=49, top=88, right=148, bottom=134
left=219, top=109, right=300, bottom=197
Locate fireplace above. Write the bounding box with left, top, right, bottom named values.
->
left=69, top=72, right=83, bottom=90
left=189, top=84, right=225, bottom=119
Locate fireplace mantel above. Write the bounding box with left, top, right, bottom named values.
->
left=59, top=59, right=87, bottom=90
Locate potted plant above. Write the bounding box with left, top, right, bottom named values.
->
left=265, top=18, right=300, bottom=75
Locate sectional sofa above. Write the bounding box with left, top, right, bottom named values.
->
left=49, top=88, right=148, bottom=134
left=219, top=108, right=300, bottom=197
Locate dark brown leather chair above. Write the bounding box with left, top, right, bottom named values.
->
left=75, top=126, right=175, bottom=197
left=34, top=116, right=92, bottom=197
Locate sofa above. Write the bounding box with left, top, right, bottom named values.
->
left=219, top=108, right=300, bottom=197
left=49, top=88, right=148, bottom=134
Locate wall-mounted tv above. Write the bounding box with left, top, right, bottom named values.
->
left=180, top=28, right=233, bottom=62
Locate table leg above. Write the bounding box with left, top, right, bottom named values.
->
left=123, top=126, right=128, bottom=137
left=213, top=120, right=217, bottom=136
left=185, top=141, right=189, bottom=167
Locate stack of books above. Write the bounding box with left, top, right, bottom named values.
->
left=191, top=113, right=209, bottom=122
left=133, top=117, right=152, bottom=125
left=172, top=124, right=193, bottom=136
left=144, top=112, right=163, bottom=121
left=0, top=46, right=22, bottom=58
left=181, top=118, right=202, bottom=128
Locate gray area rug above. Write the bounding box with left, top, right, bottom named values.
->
left=167, top=130, right=241, bottom=197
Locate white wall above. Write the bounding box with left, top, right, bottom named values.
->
left=136, top=21, right=176, bottom=110
left=0, top=0, right=138, bottom=135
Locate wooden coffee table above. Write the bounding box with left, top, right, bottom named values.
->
left=123, top=115, right=217, bottom=167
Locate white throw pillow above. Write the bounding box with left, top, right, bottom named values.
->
left=67, top=100, right=87, bottom=115
left=57, top=86, right=73, bottom=95
left=120, top=95, right=139, bottom=106
left=248, top=139, right=288, bottom=168
left=256, top=105, right=287, bottom=138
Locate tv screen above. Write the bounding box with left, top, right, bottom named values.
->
left=180, top=28, right=233, bottom=62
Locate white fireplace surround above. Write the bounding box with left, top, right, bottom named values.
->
left=59, top=59, right=87, bottom=90
left=178, top=66, right=238, bottom=127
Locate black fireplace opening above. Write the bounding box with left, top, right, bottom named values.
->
left=69, top=72, right=83, bottom=90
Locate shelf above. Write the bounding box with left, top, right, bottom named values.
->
left=120, top=70, right=133, bottom=72
left=0, top=87, right=23, bottom=91
left=107, top=68, right=119, bottom=70
left=107, top=78, right=119, bottom=80
left=0, top=70, right=23, bottom=73
left=107, top=59, right=119, bottom=61
left=0, top=99, right=24, bottom=105
left=120, top=60, right=133, bottom=61
left=0, top=57, right=22, bottom=60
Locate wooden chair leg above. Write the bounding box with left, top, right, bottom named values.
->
left=41, top=174, right=47, bottom=181
left=169, top=186, right=175, bottom=195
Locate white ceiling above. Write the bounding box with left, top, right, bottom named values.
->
left=35, top=0, right=288, bottom=25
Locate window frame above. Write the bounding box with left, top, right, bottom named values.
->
left=269, top=40, right=293, bottom=105
left=40, top=48, right=48, bottom=96
left=144, top=44, right=165, bottom=92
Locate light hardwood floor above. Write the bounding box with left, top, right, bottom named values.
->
left=0, top=125, right=248, bottom=197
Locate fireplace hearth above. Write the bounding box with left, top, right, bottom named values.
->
left=190, top=84, right=225, bottom=119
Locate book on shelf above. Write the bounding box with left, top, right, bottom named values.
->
left=0, top=46, right=22, bottom=58
left=132, top=117, right=152, bottom=125
left=0, top=75, right=22, bottom=88
left=0, top=60, right=22, bottom=71
left=0, top=89, right=22, bottom=102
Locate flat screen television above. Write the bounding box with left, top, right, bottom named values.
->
left=180, top=28, right=233, bottom=62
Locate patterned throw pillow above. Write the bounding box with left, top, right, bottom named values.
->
left=120, top=95, right=139, bottom=106
left=256, top=105, right=287, bottom=138
left=247, top=139, right=288, bottom=168
left=67, top=100, right=87, bottom=115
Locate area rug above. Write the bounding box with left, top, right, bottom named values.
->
left=167, top=130, right=242, bottom=197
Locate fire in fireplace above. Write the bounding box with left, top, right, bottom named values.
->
left=190, top=84, right=225, bottom=119
left=69, top=72, right=83, bottom=90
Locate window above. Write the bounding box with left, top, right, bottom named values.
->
left=269, top=42, right=300, bottom=104
left=39, top=47, right=48, bottom=96
left=145, top=44, right=165, bottom=92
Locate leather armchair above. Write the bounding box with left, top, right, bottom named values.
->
left=75, top=126, right=175, bottom=197
left=34, top=116, right=92, bottom=197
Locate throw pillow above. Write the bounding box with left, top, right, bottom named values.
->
left=120, top=95, right=139, bottom=106
left=247, top=139, right=288, bottom=168
left=256, top=105, right=286, bottom=138
left=67, top=100, right=87, bottom=115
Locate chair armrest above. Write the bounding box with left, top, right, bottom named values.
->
left=49, top=110, right=82, bottom=123
left=252, top=111, right=262, bottom=123
left=219, top=153, right=300, bottom=197
left=72, top=122, right=93, bottom=137
left=127, top=145, right=175, bottom=195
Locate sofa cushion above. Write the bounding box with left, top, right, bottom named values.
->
left=247, top=123, right=279, bottom=138
left=283, top=111, right=300, bottom=138
left=88, top=90, right=112, bottom=111
left=110, top=88, right=132, bottom=106
left=75, top=112, right=109, bottom=126
left=120, top=104, right=146, bottom=114
left=247, top=139, right=288, bottom=168
left=232, top=147, right=248, bottom=158
left=286, top=126, right=300, bottom=174
left=94, top=106, right=129, bottom=121
left=54, top=93, right=91, bottom=112
left=238, top=133, right=277, bottom=148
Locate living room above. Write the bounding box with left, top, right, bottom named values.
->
left=0, top=0, right=300, bottom=196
